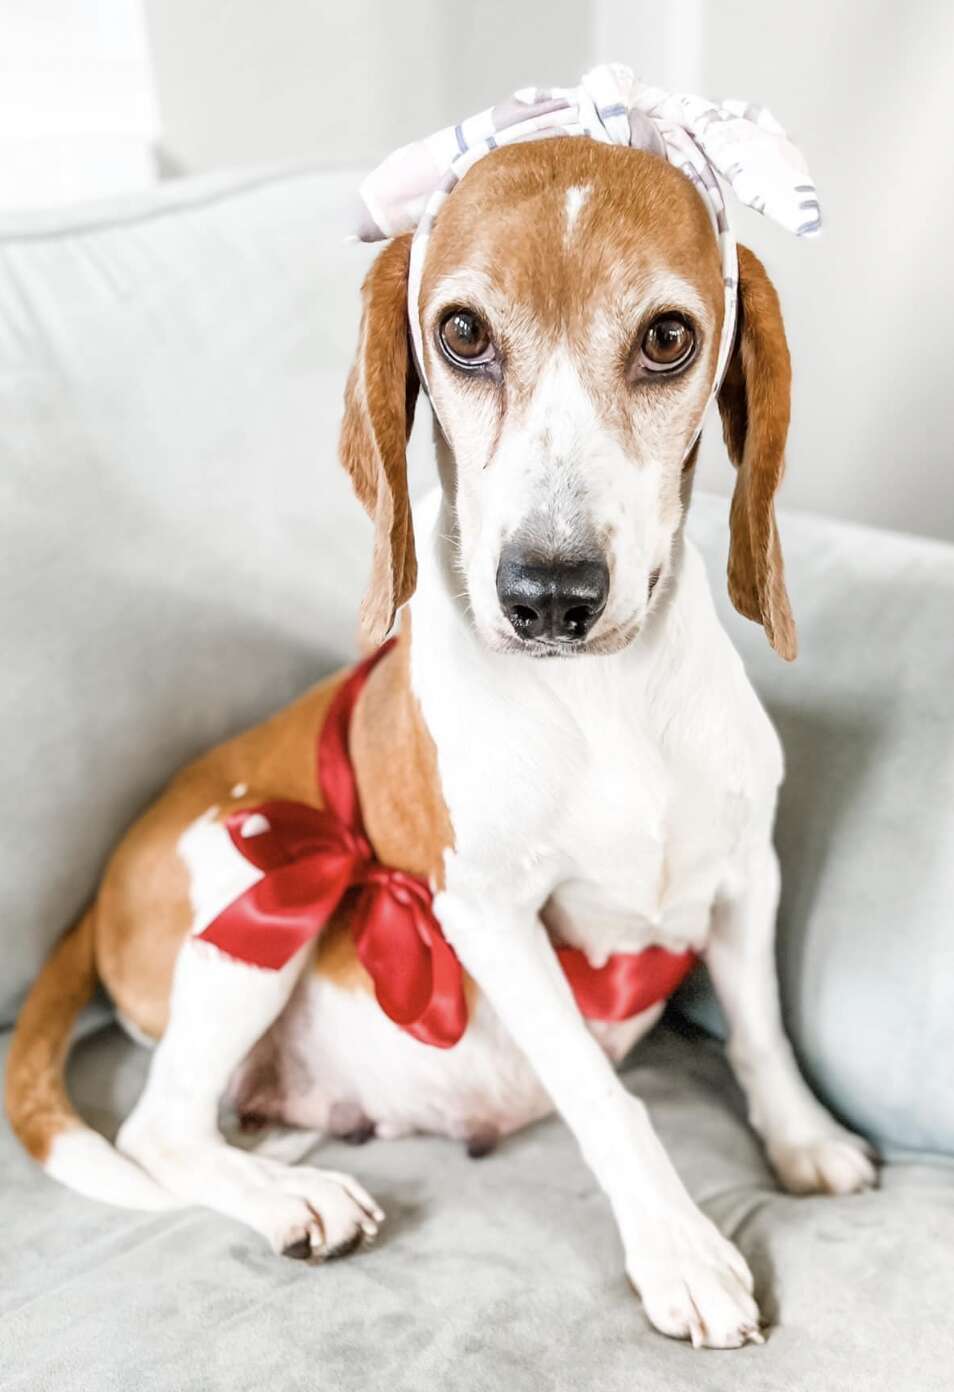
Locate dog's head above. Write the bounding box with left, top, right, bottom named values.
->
left=341, top=139, right=795, bottom=659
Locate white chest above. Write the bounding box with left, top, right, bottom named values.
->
left=411, top=529, right=783, bottom=965
left=540, top=711, right=745, bottom=959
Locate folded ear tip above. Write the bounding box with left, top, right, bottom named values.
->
left=768, top=619, right=798, bottom=661
left=727, top=580, right=798, bottom=659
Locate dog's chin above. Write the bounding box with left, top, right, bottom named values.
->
left=476, top=616, right=642, bottom=659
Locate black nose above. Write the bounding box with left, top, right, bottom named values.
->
left=496, top=550, right=609, bottom=643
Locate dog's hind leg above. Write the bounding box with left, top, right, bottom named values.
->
left=706, top=843, right=877, bottom=1196
left=116, top=936, right=382, bottom=1259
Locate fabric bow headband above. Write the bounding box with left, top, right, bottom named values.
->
left=354, top=62, right=820, bottom=449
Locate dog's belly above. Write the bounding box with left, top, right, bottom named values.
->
left=231, top=869, right=713, bottom=1144
left=231, top=972, right=663, bottom=1145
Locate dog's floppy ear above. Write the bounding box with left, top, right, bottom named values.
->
left=717, top=245, right=797, bottom=661
left=340, top=234, right=420, bottom=643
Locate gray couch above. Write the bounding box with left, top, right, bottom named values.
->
left=2, top=165, right=953, bottom=1392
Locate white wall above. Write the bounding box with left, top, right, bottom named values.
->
left=143, top=2, right=954, bottom=542
left=691, top=1, right=954, bottom=542
left=145, top=0, right=589, bottom=172
left=595, top=0, right=954, bottom=542
left=146, top=0, right=444, bottom=172
left=0, top=0, right=158, bottom=208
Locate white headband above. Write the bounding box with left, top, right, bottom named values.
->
left=353, top=63, right=820, bottom=448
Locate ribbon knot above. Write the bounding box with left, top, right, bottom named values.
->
left=198, top=640, right=697, bottom=1048
left=198, top=640, right=469, bottom=1047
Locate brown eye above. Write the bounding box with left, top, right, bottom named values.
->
left=640, top=315, right=695, bottom=372
left=438, top=308, right=494, bottom=367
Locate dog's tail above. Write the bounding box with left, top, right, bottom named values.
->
left=5, top=907, right=177, bottom=1210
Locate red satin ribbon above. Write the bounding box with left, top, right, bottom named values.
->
left=198, top=641, right=696, bottom=1047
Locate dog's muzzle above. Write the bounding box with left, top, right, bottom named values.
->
left=496, top=547, right=609, bottom=644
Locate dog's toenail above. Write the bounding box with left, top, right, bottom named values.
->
left=282, top=1236, right=312, bottom=1260
left=343, top=1121, right=376, bottom=1145
left=466, top=1127, right=499, bottom=1159
left=324, top=1231, right=363, bottom=1260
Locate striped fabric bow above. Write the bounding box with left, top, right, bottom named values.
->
left=353, top=62, right=820, bottom=450
left=198, top=641, right=698, bottom=1047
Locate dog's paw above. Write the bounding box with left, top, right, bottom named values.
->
left=245, top=1163, right=384, bottom=1260
left=769, top=1128, right=878, bottom=1197
left=626, top=1214, right=763, bottom=1349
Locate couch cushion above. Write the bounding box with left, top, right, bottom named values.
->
left=1, top=1020, right=951, bottom=1392
left=0, top=165, right=391, bottom=1024
left=683, top=494, right=954, bottom=1161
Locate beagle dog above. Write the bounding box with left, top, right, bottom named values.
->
left=6, top=136, right=876, bottom=1349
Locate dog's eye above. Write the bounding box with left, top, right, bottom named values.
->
left=438, top=309, right=495, bottom=368
left=640, top=315, right=695, bottom=373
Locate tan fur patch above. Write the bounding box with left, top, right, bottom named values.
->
left=717, top=244, right=796, bottom=659
left=414, top=141, right=794, bottom=658
left=5, top=908, right=97, bottom=1160
left=350, top=621, right=454, bottom=883
left=339, top=235, right=419, bottom=644
left=420, top=140, right=726, bottom=444
left=8, top=623, right=456, bottom=1161
left=95, top=668, right=352, bottom=1036
left=313, top=912, right=373, bottom=992
left=93, top=626, right=454, bottom=1028
left=317, top=621, right=457, bottom=996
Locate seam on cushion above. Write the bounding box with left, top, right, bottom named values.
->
left=880, top=1147, right=954, bottom=1169
left=0, top=160, right=362, bottom=247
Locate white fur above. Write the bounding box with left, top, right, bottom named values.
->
left=111, top=820, right=383, bottom=1255
left=429, top=301, right=713, bottom=657
left=564, top=184, right=589, bottom=240
left=240, top=812, right=270, bottom=838
left=115, top=935, right=382, bottom=1255
left=402, top=485, right=872, bottom=1346
left=459, top=348, right=668, bottom=649
left=45, top=1127, right=179, bottom=1210
left=177, top=805, right=262, bottom=935
left=706, top=850, right=877, bottom=1196
left=240, top=967, right=663, bottom=1144
left=116, top=1010, right=157, bottom=1050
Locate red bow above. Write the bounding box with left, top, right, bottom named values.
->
left=198, top=641, right=696, bottom=1047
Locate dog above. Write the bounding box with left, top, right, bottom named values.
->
left=6, top=135, right=876, bottom=1349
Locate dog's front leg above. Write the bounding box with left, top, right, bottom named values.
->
left=438, top=889, right=762, bottom=1349
left=116, top=938, right=382, bottom=1259
left=706, top=844, right=877, bottom=1195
